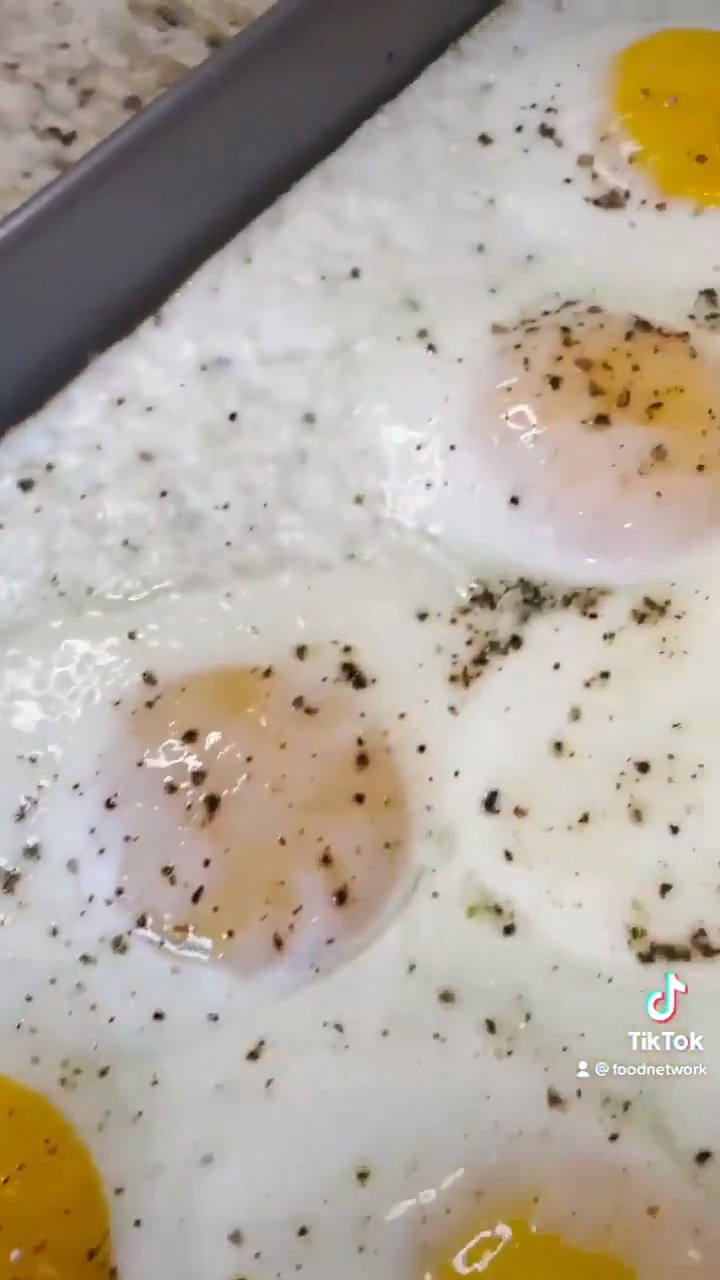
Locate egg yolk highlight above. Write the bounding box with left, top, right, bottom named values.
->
left=110, top=649, right=410, bottom=975
left=0, top=1075, right=113, bottom=1279
left=493, top=301, right=720, bottom=473
left=426, top=1215, right=634, bottom=1278
left=612, top=28, right=720, bottom=205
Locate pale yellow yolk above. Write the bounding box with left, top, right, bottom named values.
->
left=612, top=29, right=720, bottom=205
left=492, top=302, right=720, bottom=476
left=426, top=1215, right=634, bottom=1278
left=0, top=1075, right=113, bottom=1279
left=116, top=650, right=410, bottom=973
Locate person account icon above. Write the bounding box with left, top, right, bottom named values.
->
left=576, top=1060, right=590, bottom=1079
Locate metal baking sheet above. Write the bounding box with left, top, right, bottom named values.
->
left=0, top=0, right=500, bottom=436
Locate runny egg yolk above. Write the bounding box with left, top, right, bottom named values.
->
left=106, top=648, right=410, bottom=976
left=484, top=301, right=720, bottom=570
left=612, top=29, right=720, bottom=205
left=493, top=302, right=720, bottom=471
left=425, top=1215, right=634, bottom=1278
left=0, top=1075, right=113, bottom=1279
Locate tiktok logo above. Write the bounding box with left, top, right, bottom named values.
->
left=646, top=972, right=688, bottom=1024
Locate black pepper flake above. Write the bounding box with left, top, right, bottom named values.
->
left=152, top=1009, right=166, bottom=1022
left=631, top=596, right=670, bottom=625
left=546, top=1087, right=568, bottom=1111
left=104, top=794, right=118, bottom=811
left=438, top=987, right=456, bottom=1005
left=202, top=793, right=222, bottom=821
left=190, top=884, right=205, bottom=906
left=338, top=659, right=369, bottom=690
left=181, top=728, right=199, bottom=745
left=16, top=477, right=35, bottom=493
left=634, top=760, right=651, bottom=775
left=111, top=934, right=130, bottom=955
left=690, top=927, right=720, bottom=959
left=245, top=1038, right=266, bottom=1062
left=190, top=767, right=207, bottom=786
left=333, top=884, right=349, bottom=908
left=355, top=1165, right=371, bottom=1186
left=485, top=1018, right=497, bottom=1034
left=141, top=670, right=158, bottom=687
left=482, top=788, right=501, bottom=814
left=695, top=1150, right=713, bottom=1166
left=658, top=882, right=673, bottom=899
left=1, top=867, right=21, bottom=895
left=591, top=188, right=629, bottom=210
left=502, top=922, right=517, bottom=937
left=296, top=1225, right=310, bottom=1238
left=477, top=132, right=494, bottom=146
left=295, top=644, right=308, bottom=661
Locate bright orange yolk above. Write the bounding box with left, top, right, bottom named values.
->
left=426, top=1215, right=634, bottom=1278
left=492, top=301, right=720, bottom=476
left=0, top=1075, right=113, bottom=1279
left=112, top=651, right=410, bottom=974
left=612, top=29, right=720, bottom=205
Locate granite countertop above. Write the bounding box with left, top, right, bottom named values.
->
left=0, top=0, right=274, bottom=217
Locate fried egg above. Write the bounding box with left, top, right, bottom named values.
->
left=0, top=558, right=460, bottom=1008
left=474, top=16, right=720, bottom=282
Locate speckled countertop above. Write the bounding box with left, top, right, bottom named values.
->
left=0, top=0, right=273, bottom=217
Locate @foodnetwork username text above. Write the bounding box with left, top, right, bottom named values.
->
left=578, top=1060, right=707, bottom=1078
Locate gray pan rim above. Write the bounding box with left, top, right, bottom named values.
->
left=0, top=0, right=499, bottom=437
